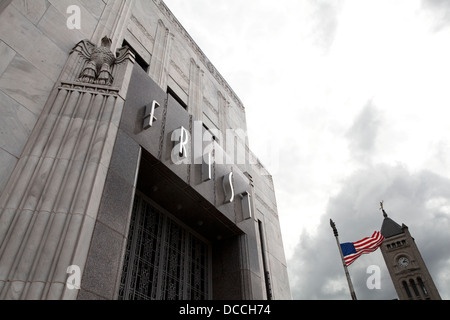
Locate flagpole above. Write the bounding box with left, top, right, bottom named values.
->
left=330, top=219, right=357, bottom=300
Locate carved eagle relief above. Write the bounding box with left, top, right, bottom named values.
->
left=76, top=36, right=117, bottom=86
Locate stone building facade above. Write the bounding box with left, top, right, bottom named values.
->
left=0, top=0, right=291, bottom=300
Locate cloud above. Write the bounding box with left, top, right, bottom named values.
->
left=305, top=0, right=345, bottom=52
left=421, top=0, right=450, bottom=32
left=346, top=101, right=382, bottom=164
left=288, top=163, right=450, bottom=300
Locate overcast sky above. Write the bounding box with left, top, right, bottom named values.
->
left=163, top=0, right=450, bottom=300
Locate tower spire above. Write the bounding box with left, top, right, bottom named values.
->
left=380, top=200, right=388, bottom=218
left=379, top=201, right=403, bottom=238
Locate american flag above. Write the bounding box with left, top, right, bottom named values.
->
left=340, top=231, right=384, bottom=266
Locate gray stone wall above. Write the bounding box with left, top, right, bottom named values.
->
left=0, top=0, right=104, bottom=194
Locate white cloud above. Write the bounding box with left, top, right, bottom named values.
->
left=421, top=0, right=450, bottom=31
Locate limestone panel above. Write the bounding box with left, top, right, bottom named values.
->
left=264, top=214, right=288, bottom=267
left=0, top=90, right=37, bottom=158
left=11, top=0, right=49, bottom=25
left=202, top=75, right=219, bottom=117
left=37, top=4, right=86, bottom=53
left=0, top=149, right=17, bottom=195
left=132, top=0, right=159, bottom=39
left=47, top=0, right=99, bottom=40
left=168, top=60, right=189, bottom=96
left=258, top=192, right=278, bottom=218
left=268, top=252, right=291, bottom=300
left=0, top=40, right=16, bottom=77
left=78, top=0, right=106, bottom=20
left=169, top=38, right=191, bottom=88
left=0, top=1, right=13, bottom=14
left=127, top=14, right=155, bottom=55
left=0, top=54, right=54, bottom=116
left=0, top=4, right=66, bottom=80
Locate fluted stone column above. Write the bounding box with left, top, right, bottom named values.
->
left=0, top=40, right=135, bottom=300
left=91, top=0, right=136, bottom=52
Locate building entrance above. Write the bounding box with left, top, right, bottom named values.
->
left=118, top=192, right=211, bottom=300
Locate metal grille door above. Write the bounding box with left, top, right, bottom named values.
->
left=119, top=193, right=210, bottom=300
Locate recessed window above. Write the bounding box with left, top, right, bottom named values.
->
left=122, top=40, right=149, bottom=72
left=167, top=86, right=188, bottom=110
left=402, top=281, right=412, bottom=299
left=417, top=277, right=428, bottom=296
left=203, top=123, right=217, bottom=141
left=410, top=279, right=420, bottom=297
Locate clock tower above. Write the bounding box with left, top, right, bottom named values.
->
left=379, top=205, right=441, bottom=300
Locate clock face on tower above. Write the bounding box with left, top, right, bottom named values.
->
left=398, top=257, right=410, bottom=268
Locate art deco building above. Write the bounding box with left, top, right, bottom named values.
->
left=0, top=0, right=291, bottom=300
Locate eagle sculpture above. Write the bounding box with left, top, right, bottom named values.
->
left=77, top=36, right=116, bottom=86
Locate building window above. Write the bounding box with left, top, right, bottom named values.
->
left=409, top=279, right=420, bottom=298
left=387, top=240, right=406, bottom=250
left=167, top=86, right=188, bottom=110
left=203, top=123, right=218, bottom=141
left=417, top=277, right=428, bottom=296
left=119, top=192, right=211, bottom=300
left=122, top=40, right=149, bottom=72
left=402, top=281, right=412, bottom=299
